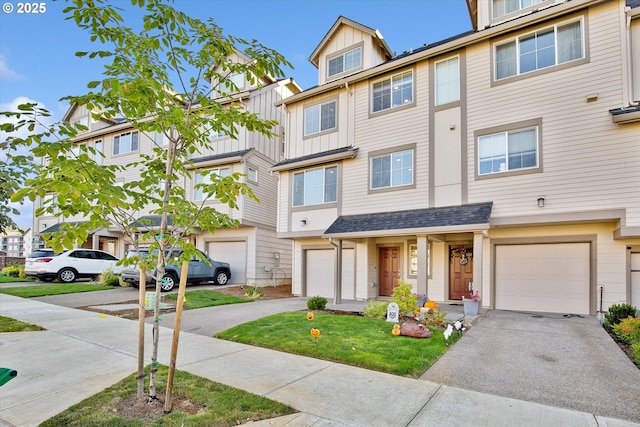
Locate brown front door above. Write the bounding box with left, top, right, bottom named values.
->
left=449, top=245, right=473, bottom=300
left=379, top=247, right=400, bottom=296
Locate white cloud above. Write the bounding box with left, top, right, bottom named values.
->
left=0, top=54, right=23, bottom=81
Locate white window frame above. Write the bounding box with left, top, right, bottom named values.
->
left=94, top=140, right=103, bottom=164
left=229, top=72, right=246, bottom=91
left=371, top=70, right=414, bottom=113
left=435, top=56, right=460, bottom=106
left=327, top=46, right=362, bottom=78
left=247, top=167, right=258, bottom=183
left=370, top=148, right=414, bottom=190
left=292, top=165, right=337, bottom=207
left=304, top=100, right=337, bottom=137
left=193, top=167, right=230, bottom=201
left=477, top=124, right=539, bottom=176
left=408, top=242, right=430, bottom=277
left=494, top=18, right=584, bottom=81
left=113, top=131, right=139, bottom=155
left=492, top=0, right=545, bottom=19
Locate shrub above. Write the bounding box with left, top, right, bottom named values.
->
left=307, top=295, right=327, bottom=310
left=419, top=309, right=448, bottom=329
left=392, top=280, right=417, bottom=317
left=363, top=299, right=389, bottom=319
left=612, top=316, right=640, bottom=344
left=1, top=265, right=22, bottom=277
left=605, top=303, right=638, bottom=330
left=243, top=283, right=264, bottom=300
left=632, top=343, right=640, bottom=365
left=99, top=267, right=121, bottom=287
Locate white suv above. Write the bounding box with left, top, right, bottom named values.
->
left=32, top=249, right=123, bottom=283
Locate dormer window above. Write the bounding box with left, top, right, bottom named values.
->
left=492, top=0, right=545, bottom=19
left=229, top=72, right=246, bottom=91
left=327, top=45, right=362, bottom=79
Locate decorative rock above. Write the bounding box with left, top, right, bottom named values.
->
left=400, top=322, right=433, bottom=338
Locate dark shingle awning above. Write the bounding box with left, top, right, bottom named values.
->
left=323, top=202, right=493, bottom=238
left=271, top=147, right=358, bottom=172
left=129, top=215, right=172, bottom=228
left=41, top=221, right=85, bottom=234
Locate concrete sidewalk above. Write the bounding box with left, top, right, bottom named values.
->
left=1, top=294, right=638, bottom=427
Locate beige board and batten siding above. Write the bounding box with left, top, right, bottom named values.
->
left=241, top=152, right=279, bottom=227
left=433, top=106, right=463, bottom=207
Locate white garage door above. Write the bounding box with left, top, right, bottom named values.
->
left=208, top=241, right=246, bottom=284
left=306, top=249, right=355, bottom=299
left=495, top=243, right=590, bottom=314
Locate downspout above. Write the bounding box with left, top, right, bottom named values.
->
left=328, top=238, right=342, bottom=304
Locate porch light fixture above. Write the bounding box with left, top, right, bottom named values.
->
left=537, top=197, right=545, bottom=208
left=299, top=219, right=307, bottom=226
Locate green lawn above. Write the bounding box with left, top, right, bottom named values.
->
left=216, top=311, right=461, bottom=378
left=0, top=283, right=114, bottom=298
left=165, top=289, right=250, bottom=309
left=0, top=315, right=45, bottom=332
left=40, top=365, right=296, bottom=427
left=0, top=276, right=33, bottom=283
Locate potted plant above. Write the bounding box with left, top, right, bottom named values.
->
left=463, top=290, right=479, bottom=316
left=413, top=293, right=427, bottom=308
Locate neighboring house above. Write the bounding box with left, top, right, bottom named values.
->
left=0, top=228, right=25, bottom=257
left=273, top=0, right=640, bottom=315
left=34, top=51, right=301, bottom=286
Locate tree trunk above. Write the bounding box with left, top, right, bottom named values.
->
left=137, top=268, right=146, bottom=399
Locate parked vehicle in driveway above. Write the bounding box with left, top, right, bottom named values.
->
left=32, top=249, right=123, bottom=283
left=121, top=248, right=231, bottom=292
left=24, top=248, right=60, bottom=277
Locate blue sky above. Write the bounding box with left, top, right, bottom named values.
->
left=0, top=0, right=472, bottom=231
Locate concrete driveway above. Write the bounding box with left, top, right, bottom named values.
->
left=420, top=309, right=640, bottom=423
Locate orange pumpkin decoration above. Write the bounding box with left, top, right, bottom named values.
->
left=307, top=312, right=315, bottom=321
left=392, top=324, right=401, bottom=336
left=424, top=300, right=438, bottom=310
left=310, top=328, right=321, bottom=339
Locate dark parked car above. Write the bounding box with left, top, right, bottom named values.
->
left=121, top=248, right=231, bottom=291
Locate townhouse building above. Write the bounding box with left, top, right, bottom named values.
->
left=35, top=51, right=301, bottom=285
left=274, top=0, right=640, bottom=314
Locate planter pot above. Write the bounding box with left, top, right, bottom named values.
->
left=463, top=299, right=479, bottom=316
left=416, top=297, right=426, bottom=308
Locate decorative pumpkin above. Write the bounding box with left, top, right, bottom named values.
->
left=392, top=324, right=401, bottom=336
left=310, top=328, right=321, bottom=339
left=307, top=312, right=315, bottom=321
left=424, top=300, right=438, bottom=310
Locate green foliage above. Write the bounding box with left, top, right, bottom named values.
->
left=1, top=264, right=23, bottom=277
left=632, top=343, right=640, bottom=365
left=418, top=309, right=448, bottom=329
left=0, top=315, right=45, bottom=333
left=98, top=267, right=120, bottom=286
left=612, top=316, right=640, bottom=344
left=392, top=279, right=418, bottom=317
left=363, top=299, right=389, bottom=319
left=243, top=283, right=265, bottom=300
left=605, top=303, right=639, bottom=330
left=307, top=295, right=328, bottom=310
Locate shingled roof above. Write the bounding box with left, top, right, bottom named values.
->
left=323, top=202, right=493, bottom=237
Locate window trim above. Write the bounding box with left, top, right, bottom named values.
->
left=434, top=55, right=460, bottom=106
left=408, top=241, right=431, bottom=278
left=303, top=98, right=338, bottom=138
left=492, top=15, right=588, bottom=85
left=193, top=167, right=231, bottom=201
left=326, top=42, right=364, bottom=80
left=491, top=0, right=548, bottom=21
left=370, top=68, right=416, bottom=116
left=112, top=130, right=139, bottom=156
left=474, top=118, right=543, bottom=180
left=368, top=143, right=416, bottom=193
left=291, top=165, right=338, bottom=208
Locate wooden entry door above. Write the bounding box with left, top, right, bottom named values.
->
left=449, top=245, right=473, bottom=300
left=379, top=247, right=400, bottom=296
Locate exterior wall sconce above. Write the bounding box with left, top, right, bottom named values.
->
left=537, top=197, right=545, bottom=208
left=299, top=219, right=307, bottom=226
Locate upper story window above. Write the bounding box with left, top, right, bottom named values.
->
left=247, top=167, right=258, bottom=183
left=293, top=166, right=337, bottom=207
left=495, top=19, right=583, bottom=80
left=229, top=72, right=246, bottom=91
left=435, top=56, right=460, bottom=106
left=372, top=70, right=413, bottom=113
left=478, top=124, right=538, bottom=176
left=94, top=140, right=103, bottom=164
left=370, top=149, right=414, bottom=189
left=113, top=131, right=139, bottom=155
left=492, top=0, right=545, bottom=19
left=304, top=100, right=336, bottom=136
left=193, top=167, right=230, bottom=201
left=327, top=46, right=362, bottom=78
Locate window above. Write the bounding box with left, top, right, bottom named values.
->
left=154, top=131, right=168, bottom=146
left=435, top=56, right=460, bottom=105
left=94, top=140, right=103, bottom=164
left=409, top=243, right=430, bottom=276
left=371, top=149, right=414, bottom=189
left=247, top=167, right=258, bottom=182
left=304, top=101, right=336, bottom=136
left=478, top=127, right=538, bottom=175
left=229, top=73, right=245, bottom=91
left=193, top=168, right=230, bottom=200
left=495, top=19, right=583, bottom=80
left=113, top=131, right=139, bottom=155
left=208, top=116, right=228, bottom=139
left=327, top=46, right=362, bottom=78
left=293, top=166, right=337, bottom=206
left=492, top=0, right=545, bottom=19
left=372, top=71, right=413, bottom=113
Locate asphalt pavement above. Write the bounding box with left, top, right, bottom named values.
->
left=1, top=285, right=639, bottom=426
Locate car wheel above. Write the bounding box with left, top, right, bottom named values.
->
left=160, top=274, right=176, bottom=292
left=214, top=270, right=229, bottom=285
left=58, top=268, right=77, bottom=283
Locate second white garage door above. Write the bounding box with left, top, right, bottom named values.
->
left=495, top=243, right=590, bottom=315
left=306, top=249, right=355, bottom=299
left=208, top=241, right=246, bottom=284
